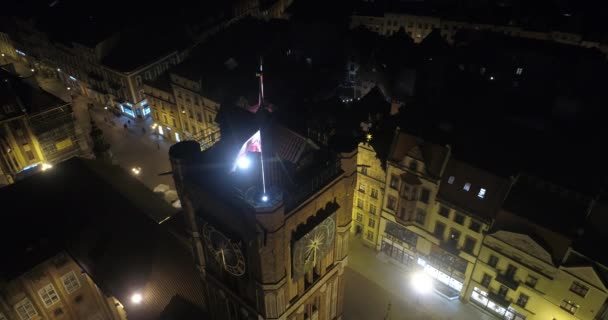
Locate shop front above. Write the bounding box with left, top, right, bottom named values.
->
left=471, top=287, right=526, bottom=320
left=380, top=221, right=418, bottom=268
left=416, top=244, right=467, bottom=298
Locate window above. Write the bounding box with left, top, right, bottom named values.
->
left=447, top=176, right=455, bottom=184
left=506, top=264, right=517, bottom=278
left=172, top=118, right=177, bottom=127
left=463, top=183, right=471, bottom=191
left=208, top=114, right=214, bottom=123
left=419, top=188, right=430, bottom=204
left=25, top=150, right=34, bottom=161
left=61, top=271, right=81, bottom=294
left=469, top=220, right=482, bottom=232
left=39, top=283, right=60, bottom=307
left=358, top=183, right=366, bottom=193
left=454, top=213, right=465, bottom=225
left=15, top=298, right=37, bottom=320
left=387, top=196, right=396, bottom=210
left=463, top=237, right=476, bottom=254
left=371, top=188, right=378, bottom=199
left=390, top=175, right=399, bottom=189
left=516, top=293, right=529, bottom=308
left=481, top=274, right=492, bottom=287
left=570, top=281, right=589, bottom=297
left=434, top=222, right=446, bottom=238
left=525, top=276, right=538, bottom=288
left=357, top=198, right=363, bottom=209
left=368, top=218, right=376, bottom=228
left=478, top=188, right=486, bottom=199
left=415, top=209, right=426, bottom=225
left=369, top=204, right=376, bottom=215
left=366, top=231, right=374, bottom=241
left=516, top=67, right=523, bottom=75
left=439, top=206, right=450, bottom=218
left=196, top=112, right=202, bottom=122
left=361, top=167, right=368, bottom=175
left=356, top=213, right=363, bottom=222
left=409, top=161, right=418, bottom=171
left=399, top=208, right=405, bottom=220
left=498, top=285, right=508, bottom=297
left=448, top=229, right=460, bottom=245
left=488, top=255, right=499, bottom=268
left=560, top=300, right=579, bottom=314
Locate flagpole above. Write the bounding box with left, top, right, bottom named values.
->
left=260, top=129, right=266, bottom=195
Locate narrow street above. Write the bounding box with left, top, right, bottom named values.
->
left=344, top=236, right=496, bottom=320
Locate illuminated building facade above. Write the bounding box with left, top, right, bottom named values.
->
left=351, top=12, right=608, bottom=53
left=352, top=141, right=385, bottom=247
left=170, top=105, right=356, bottom=319
left=0, top=69, right=87, bottom=186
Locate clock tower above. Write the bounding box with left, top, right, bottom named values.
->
left=169, top=112, right=356, bottom=320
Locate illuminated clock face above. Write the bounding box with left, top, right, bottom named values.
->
left=202, top=224, right=246, bottom=276
left=292, top=216, right=336, bottom=278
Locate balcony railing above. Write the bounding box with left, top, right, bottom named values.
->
left=495, top=273, right=519, bottom=291
left=488, top=291, right=511, bottom=309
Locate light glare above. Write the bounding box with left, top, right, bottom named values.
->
left=411, top=272, right=433, bottom=294
left=261, top=195, right=268, bottom=202
left=41, top=163, right=53, bottom=171
left=131, top=293, right=142, bottom=304
left=237, top=156, right=250, bottom=169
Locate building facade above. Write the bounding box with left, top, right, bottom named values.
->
left=0, top=251, right=126, bottom=320
left=351, top=12, right=608, bottom=54
left=144, top=72, right=221, bottom=145
left=352, top=141, right=385, bottom=246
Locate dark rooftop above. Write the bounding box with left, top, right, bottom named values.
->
left=0, top=68, right=68, bottom=121
left=0, top=158, right=204, bottom=320
left=501, top=174, right=593, bottom=238
left=438, top=158, right=510, bottom=222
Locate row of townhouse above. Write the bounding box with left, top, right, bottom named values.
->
left=351, top=127, right=608, bottom=320
left=143, top=72, right=221, bottom=146
left=0, top=17, right=188, bottom=119
left=350, top=13, right=608, bottom=54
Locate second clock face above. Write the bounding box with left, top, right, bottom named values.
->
left=202, top=223, right=246, bottom=276
left=292, top=215, right=336, bottom=278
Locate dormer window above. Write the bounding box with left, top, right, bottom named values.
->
left=448, top=176, right=455, bottom=184
left=478, top=188, right=486, bottom=199
left=409, top=161, right=418, bottom=171
left=463, top=183, right=471, bottom=191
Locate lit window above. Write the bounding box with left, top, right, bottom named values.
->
left=447, top=176, right=455, bottom=184
left=38, top=284, right=60, bottom=307
left=463, top=183, right=471, bottom=191
left=366, top=231, right=374, bottom=241
left=61, top=271, right=81, bottom=294
left=15, top=298, right=37, bottom=320
left=358, top=183, right=366, bottom=193
left=516, top=67, right=523, bottom=75
left=478, top=188, right=486, bottom=198
left=560, top=300, right=579, bottom=314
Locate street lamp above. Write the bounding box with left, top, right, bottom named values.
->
left=131, top=166, right=142, bottom=175
left=131, top=293, right=142, bottom=304
left=411, top=271, right=433, bottom=294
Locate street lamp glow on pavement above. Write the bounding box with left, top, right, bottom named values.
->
left=131, top=293, right=142, bottom=304
left=41, top=163, right=53, bottom=171
left=411, top=272, right=433, bottom=294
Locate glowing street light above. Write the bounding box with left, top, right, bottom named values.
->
left=41, top=163, right=53, bottom=171
left=261, top=195, right=268, bottom=202
left=131, top=293, right=142, bottom=304
left=411, top=272, right=433, bottom=294
left=237, top=156, right=250, bottom=170
left=131, top=166, right=142, bottom=175
left=30, top=68, right=35, bottom=72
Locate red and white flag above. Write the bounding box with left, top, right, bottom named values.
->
left=232, top=130, right=262, bottom=171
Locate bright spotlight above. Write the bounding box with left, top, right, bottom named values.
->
left=131, top=293, right=142, bottom=304
left=261, top=195, right=268, bottom=202
left=237, top=156, right=250, bottom=170
left=30, top=68, right=35, bottom=72
left=131, top=167, right=141, bottom=175
left=411, top=272, right=433, bottom=294
left=41, top=163, right=53, bottom=171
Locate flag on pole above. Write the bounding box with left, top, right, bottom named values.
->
left=232, top=130, right=262, bottom=172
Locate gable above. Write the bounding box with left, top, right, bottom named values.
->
left=561, top=266, right=608, bottom=292
left=493, top=231, right=553, bottom=265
